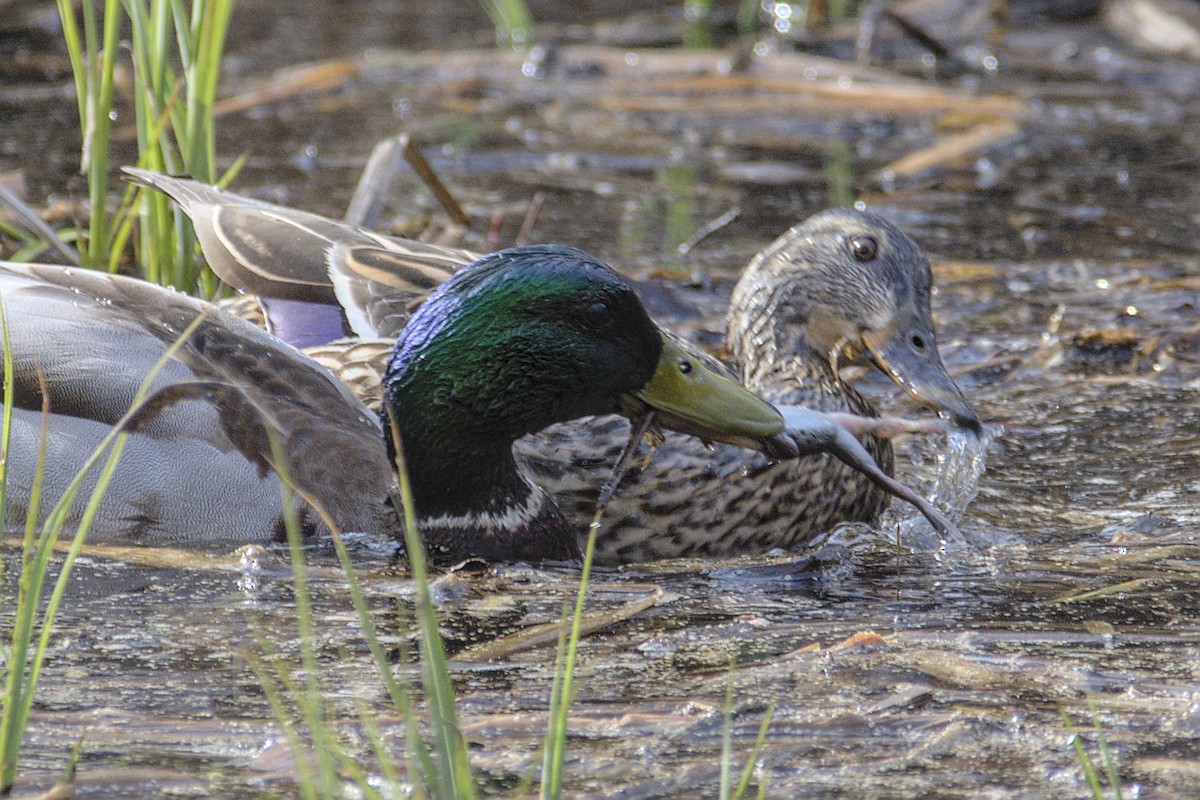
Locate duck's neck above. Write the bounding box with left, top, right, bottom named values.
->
left=727, top=294, right=827, bottom=386
left=394, top=428, right=579, bottom=562
left=727, top=281, right=870, bottom=413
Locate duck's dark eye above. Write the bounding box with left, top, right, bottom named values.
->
left=583, top=301, right=613, bottom=328
left=851, top=236, right=879, bottom=262
left=911, top=335, right=926, bottom=351
left=678, top=359, right=693, bottom=375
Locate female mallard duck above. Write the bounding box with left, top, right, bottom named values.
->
left=0, top=245, right=812, bottom=562
left=124, top=168, right=980, bottom=562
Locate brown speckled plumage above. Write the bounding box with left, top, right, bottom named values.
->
left=522, top=363, right=891, bottom=563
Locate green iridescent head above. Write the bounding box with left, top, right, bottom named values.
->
left=383, top=244, right=783, bottom=522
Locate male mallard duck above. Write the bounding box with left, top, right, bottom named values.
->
left=0, top=246, right=805, bottom=562
left=124, top=169, right=980, bottom=562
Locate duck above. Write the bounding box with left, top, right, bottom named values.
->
left=538, top=211, right=982, bottom=561
left=123, top=168, right=981, bottom=563
left=0, top=245, right=812, bottom=562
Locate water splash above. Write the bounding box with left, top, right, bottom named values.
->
left=891, top=424, right=1000, bottom=551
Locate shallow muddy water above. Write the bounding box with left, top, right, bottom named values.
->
left=3, top=1, right=1200, bottom=797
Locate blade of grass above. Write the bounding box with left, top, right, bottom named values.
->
left=732, top=702, right=773, bottom=800
left=0, top=184, right=81, bottom=266
left=1062, top=709, right=1105, bottom=799
left=541, top=412, right=657, bottom=799
left=125, top=0, right=179, bottom=283
left=479, top=0, right=533, bottom=47
left=245, top=439, right=391, bottom=800
left=540, top=519, right=598, bottom=799
left=279, top=482, right=438, bottom=793
left=250, top=644, right=388, bottom=800
left=245, top=649, right=322, bottom=800
left=220, top=400, right=437, bottom=795
left=1088, top=697, right=1123, bottom=800
left=269, top=435, right=342, bottom=798
left=79, top=0, right=123, bottom=268
left=683, top=0, right=715, bottom=48
left=537, top=603, right=572, bottom=796
left=387, top=411, right=477, bottom=800
left=177, top=0, right=233, bottom=295
left=0, top=303, right=15, bottom=551
left=0, top=309, right=208, bottom=790
left=0, top=304, right=21, bottom=785
left=719, top=661, right=735, bottom=800
left=355, top=694, right=403, bottom=796
left=57, top=0, right=233, bottom=291
left=55, top=1, right=88, bottom=134
left=825, top=138, right=856, bottom=209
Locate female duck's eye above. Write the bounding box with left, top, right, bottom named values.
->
left=583, top=301, right=613, bottom=328
left=851, top=236, right=879, bottom=262
left=678, top=359, right=693, bottom=375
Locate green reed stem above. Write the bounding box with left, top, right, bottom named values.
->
left=538, top=520, right=599, bottom=799
left=480, top=0, right=533, bottom=48
left=1088, top=698, right=1123, bottom=800
left=1062, top=708, right=1105, bottom=798
left=0, top=306, right=14, bottom=552
left=55, top=0, right=121, bottom=268
left=55, top=0, right=233, bottom=293
left=718, top=662, right=774, bottom=800
left=387, top=411, right=476, bottom=799
left=732, top=702, right=773, bottom=799
left=273, top=443, right=342, bottom=797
